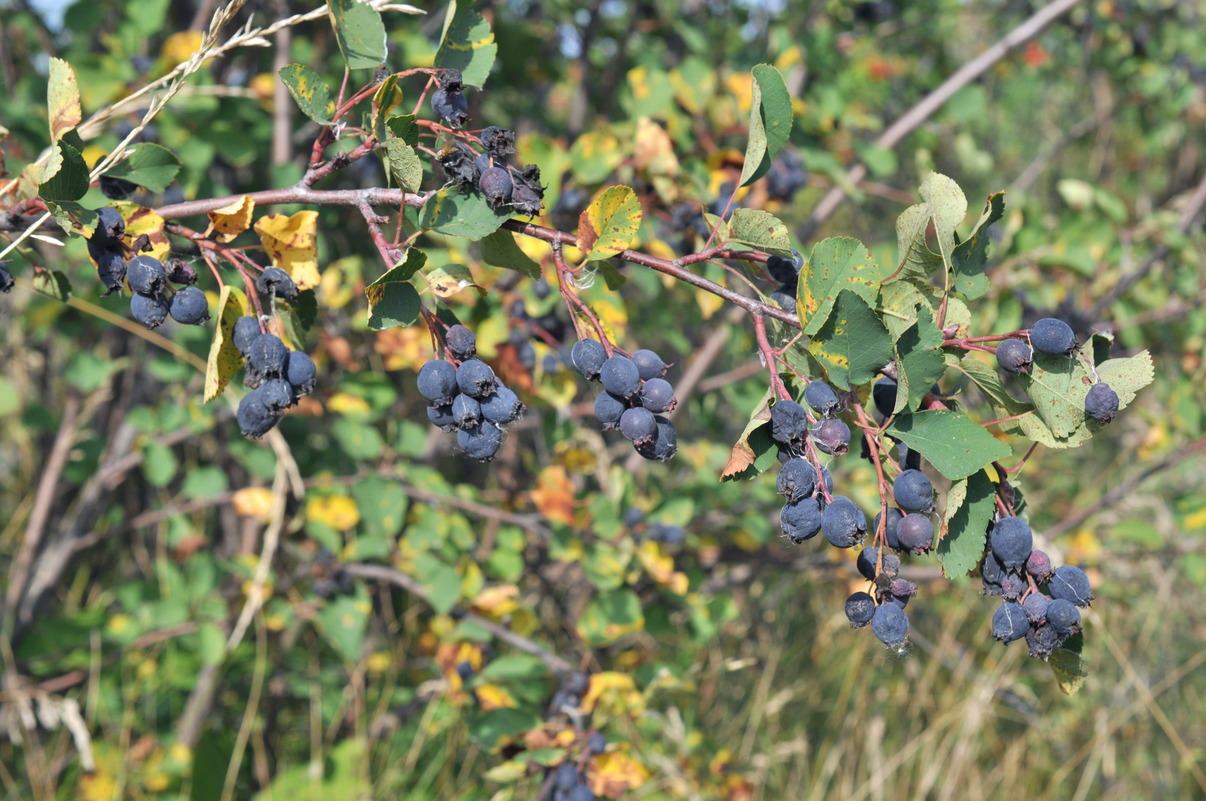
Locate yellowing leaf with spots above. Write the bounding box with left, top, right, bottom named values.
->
left=635, top=542, right=688, bottom=596
left=471, top=584, right=521, bottom=618
left=475, top=683, right=519, bottom=711
left=589, top=749, right=652, bottom=798
left=48, top=58, right=81, bottom=143
left=231, top=486, right=274, bottom=520
left=530, top=465, right=576, bottom=526
left=255, top=210, right=319, bottom=290
left=203, top=284, right=248, bottom=402
left=278, top=64, right=337, bottom=125
left=306, top=493, right=360, bottom=531
left=120, top=203, right=171, bottom=260
left=206, top=195, right=255, bottom=243
left=581, top=671, right=644, bottom=716
left=576, top=186, right=641, bottom=261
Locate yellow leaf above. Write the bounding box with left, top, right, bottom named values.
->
left=161, top=31, right=203, bottom=70
left=48, top=58, right=81, bottom=143
left=588, top=748, right=651, bottom=797
left=203, top=285, right=248, bottom=403
left=475, top=683, right=519, bottom=710
left=530, top=465, right=576, bottom=526
left=581, top=672, right=643, bottom=717
left=634, top=117, right=679, bottom=177
left=471, top=584, right=520, bottom=618
left=120, top=203, right=171, bottom=261
left=577, top=186, right=642, bottom=262
left=305, top=494, right=360, bottom=531
left=366, top=651, right=392, bottom=673
left=327, top=392, right=371, bottom=416
left=231, top=486, right=274, bottom=520
left=374, top=325, right=430, bottom=372
left=255, top=211, right=320, bottom=290
left=207, top=195, right=255, bottom=243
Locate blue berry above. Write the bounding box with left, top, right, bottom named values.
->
left=594, top=391, right=627, bottom=430
left=285, top=351, right=317, bottom=395
left=445, top=324, right=477, bottom=360
left=481, top=386, right=524, bottom=425
left=571, top=339, right=607, bottom=380
left=872, top=378, right=898, bottom=417
left=845, top=592, right=875, bottom=629
left=457, top=422, right=503, bottom=461
left=248, top=334, right=289, bottom=379
left=991, top=601, right=1030, bottom=644
left=766, top=250, right=804, bottom=284
left=1030, top=317, right=1076, bottom=355
left=452, top=393, right=482, bottom=429
left=91, top=206, right=126, bottom=248
left=255, top=266, right=298, bottom=301
left=130, top=292, right=169, bottom=329
left=1048, top=565, right=1093, bottom=607
left=780, top=497, right=822, bottom=543
left=431, top=87, right=468, bottom=128
left=619, top=406, right=657, bottom=444
left=237, top=389, right=280, bottom=439
left=456, top=358, right=497, bottom=398
left=95, top=250, right=126, bottom=294
left=1022, top=593, right=1050, bottom=623
left=417, top=360, right=458, bottom=405
left=813, top=417, right=851, bottom=455
left=770, top=399, right=809, bottom=449
left=896, top=513, right=934, bottom=554
left=1045, top=598, right=1081, bottom=636
left=871, top=603, right=909, bottom=648
left=233, top=316, right=262, bottom=355
left=893, top=469, right=934, bottom=513
left=636, top=415, right=677, bottom=461
left=874, top=508, right=904, bottom=550
left=821, top=496, right=867, bottom=548
left=989, top=516, right=1032, bottom=569
left=169, top=286, right=209, bottom=324
left=776, top=457, right=817, bottom=503
left=479, top=167, right=513, bottom=209
left=599, top=355, right=640, bottom=398
left=995, top=338, right=1033, bottom=374
left=260, top=378, right=295, bottom=412
left=804, top=381, right=840, bottom=416
left=427, top=404, right=455, bottom=431
left=127, top=255, right=166, bottom=295
left=631, top=349, right=666, bottom=380
left=1084, top=382, right=1119, bottom=423
left=639, top=378, right=676, bottom=413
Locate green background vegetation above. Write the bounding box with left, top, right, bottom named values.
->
left=1, top=1, right=1204, bottom=799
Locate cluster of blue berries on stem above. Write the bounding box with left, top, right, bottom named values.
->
left=417, top=324, right=526, bottom=461
left=570, top=338, right=679, bottom=462
left=995, top=316, right=1119, bottom=423
left=232, top=314, right=317, bottom=439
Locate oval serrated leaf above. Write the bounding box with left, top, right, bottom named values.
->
left=739, top=63, right=792, bottom=187
left=434, top=1, right=498, bottom=89
left=204, top=284, right=248, bottom=402
left=420, top=187, right=512, bottom=240
left=103, top=143, right=182, bottom=193
left=366, top=253, right=424, bottom=330
left=576, top=186, right=641, bottom=261
left=327, top=0, right=387, bottom=70
left=887, top=410, right=1011, bottom=481
left=278, top=63, right=336, bottom=125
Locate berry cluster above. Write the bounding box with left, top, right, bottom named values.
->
left=433, top=70, right=545, bottom=216
left=232, top=316, right=317, bottom=439
left=623, top=507, right=685, bottom=545
left=995, top=316, right=1119, bottom=423
left=85, top=207, right=209, bottom=328
left=416, top=324, right=526, bottom=461
left=551, top=757, right=598, bottom=801
left=982, top=517, right=1093, bottom=658
left=571, top=338, right=678, bottom=462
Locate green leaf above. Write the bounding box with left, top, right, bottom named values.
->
left=739, top=64, right=792, bottom=187
left=385, top=114, right=419, bottom=146
left=798, top=237, right=884, bottom=336
left=577, top=588, right=645, bottom=646
left=892, top=172, right=968, bottom=285
left=315, top=588, right=370, bottom=662
left=351, top=474, right=408, bottom=541
left=951, top=191, right=1004, bottom=298
left=469, top=708, right=540, bottom=751
left=480, top=229, right=541, bottom=279
left=32, top=269, right=72, bottom=301
left=277, top=63, right=336, bottom=125
left=141, top=441, right=178, bottom=488
left=1048, top=634, right=1088, bottom=695
left=420, top=187, right=512, bottom=240
left=476, top=654, right=549, bottom=682
left=576, top=185, right=641, bottom=260
left=727, top=208, right=792, bottom=255
left=938, top=469, right=995, bottom=578
left=332, top=417, right=385, bottom=459
left=39, top=142, right=89, bottom=202
left=887, top=410, right=1011, bottom=480
left=894, top=305, right=947, bottom=413
left=1021, top=351, right=1095, bottom=439
left=434, top=1, right=498, bottom=89
left=327, top=0, right=387, bottom=70
left=365, top=261, right=422, bottom=331
left=414, top=553, right=461, bottom=615
left=383, top=137, right=422, bottom=192
left=878, top=280, right=930, bottom=341
left=103, top=143, right=182, bottom=193
left=808, top=290, right=894, bottom=390
left=1095, top=350, right=1154, bottom=411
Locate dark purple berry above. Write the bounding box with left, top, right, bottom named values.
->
left=870, top=603, right=909, bottom=648
left=893, top=469, right=934, bottom=513
left=127, top=255, right=166, bottom=295
left=431, top=87, right=468, bottom=128
left=1026, top=623, right=1061, bottom=660
left=780, top=497, right=822, bottom=543
left=91, top=206, right=126, bottom=249
left=1022, top=593, right=1050, bottom=623
left=1084, top=382, right=1119, bottom=423
left=1045, top=598, right=1081, bottom=636
left=873, top=378, right=898, bottom=417
left=169, top=286, right=210, bottom=324
left=896, top=513, right=935, bottom=554
left=571, top=339, right=607, bottom=380
left=417, top=360, right=459, bottom=405
left=479, top=126, right=516, bottom=156
left=130, top=292, right=169, bottom=328
left=445, top=324, right=477, bottom=360
left=479, top=166, right=513, bottom=209
left=631, top=349, right=666, bottom=380
left=804, top=380, right=840, bottom=416
left=1030, top=317, right=1076, bottom=355
left=776, top=457, right=817, bottom=503
left=766, top=250, right=804, bottom=284
left=636, top=415, right=677, bottom=461
left=769, top=399, right=809, bottom=449
left=233, top=316, right=262, bottom=356
left=821, top=496, right=867, bottom=548
left=95, top=250, right=126, bottom=294
left=594, top=391, right=627, bottom=430
left=248, top=334, right=289, bottom=379
left=255, top=266, right=299, bottom=302
left=1025, top=550, right=1053, bottom=582
left=991, top=601, right=1030, bottom=644
left=874, top=508, right=904, bottom=550
left=639, top=378, right=676, bottom=413
left=237, top=389, right=281, bottom=439
left=165, top=258, right=198, bottom=285
left=285, top=351, right=317, bottom=395
left=845, top=592, right=875, bottom=629
left=813, top=418, right=851, bottom=455
left=989, top=516, right=1032, bottom=569
left=995, top=338, right=1033, bottom=374
left=1048, top=565, right=1093, bottom=607
left=599, top=355, right=640, bottom=398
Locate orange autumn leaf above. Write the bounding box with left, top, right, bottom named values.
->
left=587, top=748, right=652, bottom=798
left=530, top=465, right=576, bottom=525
